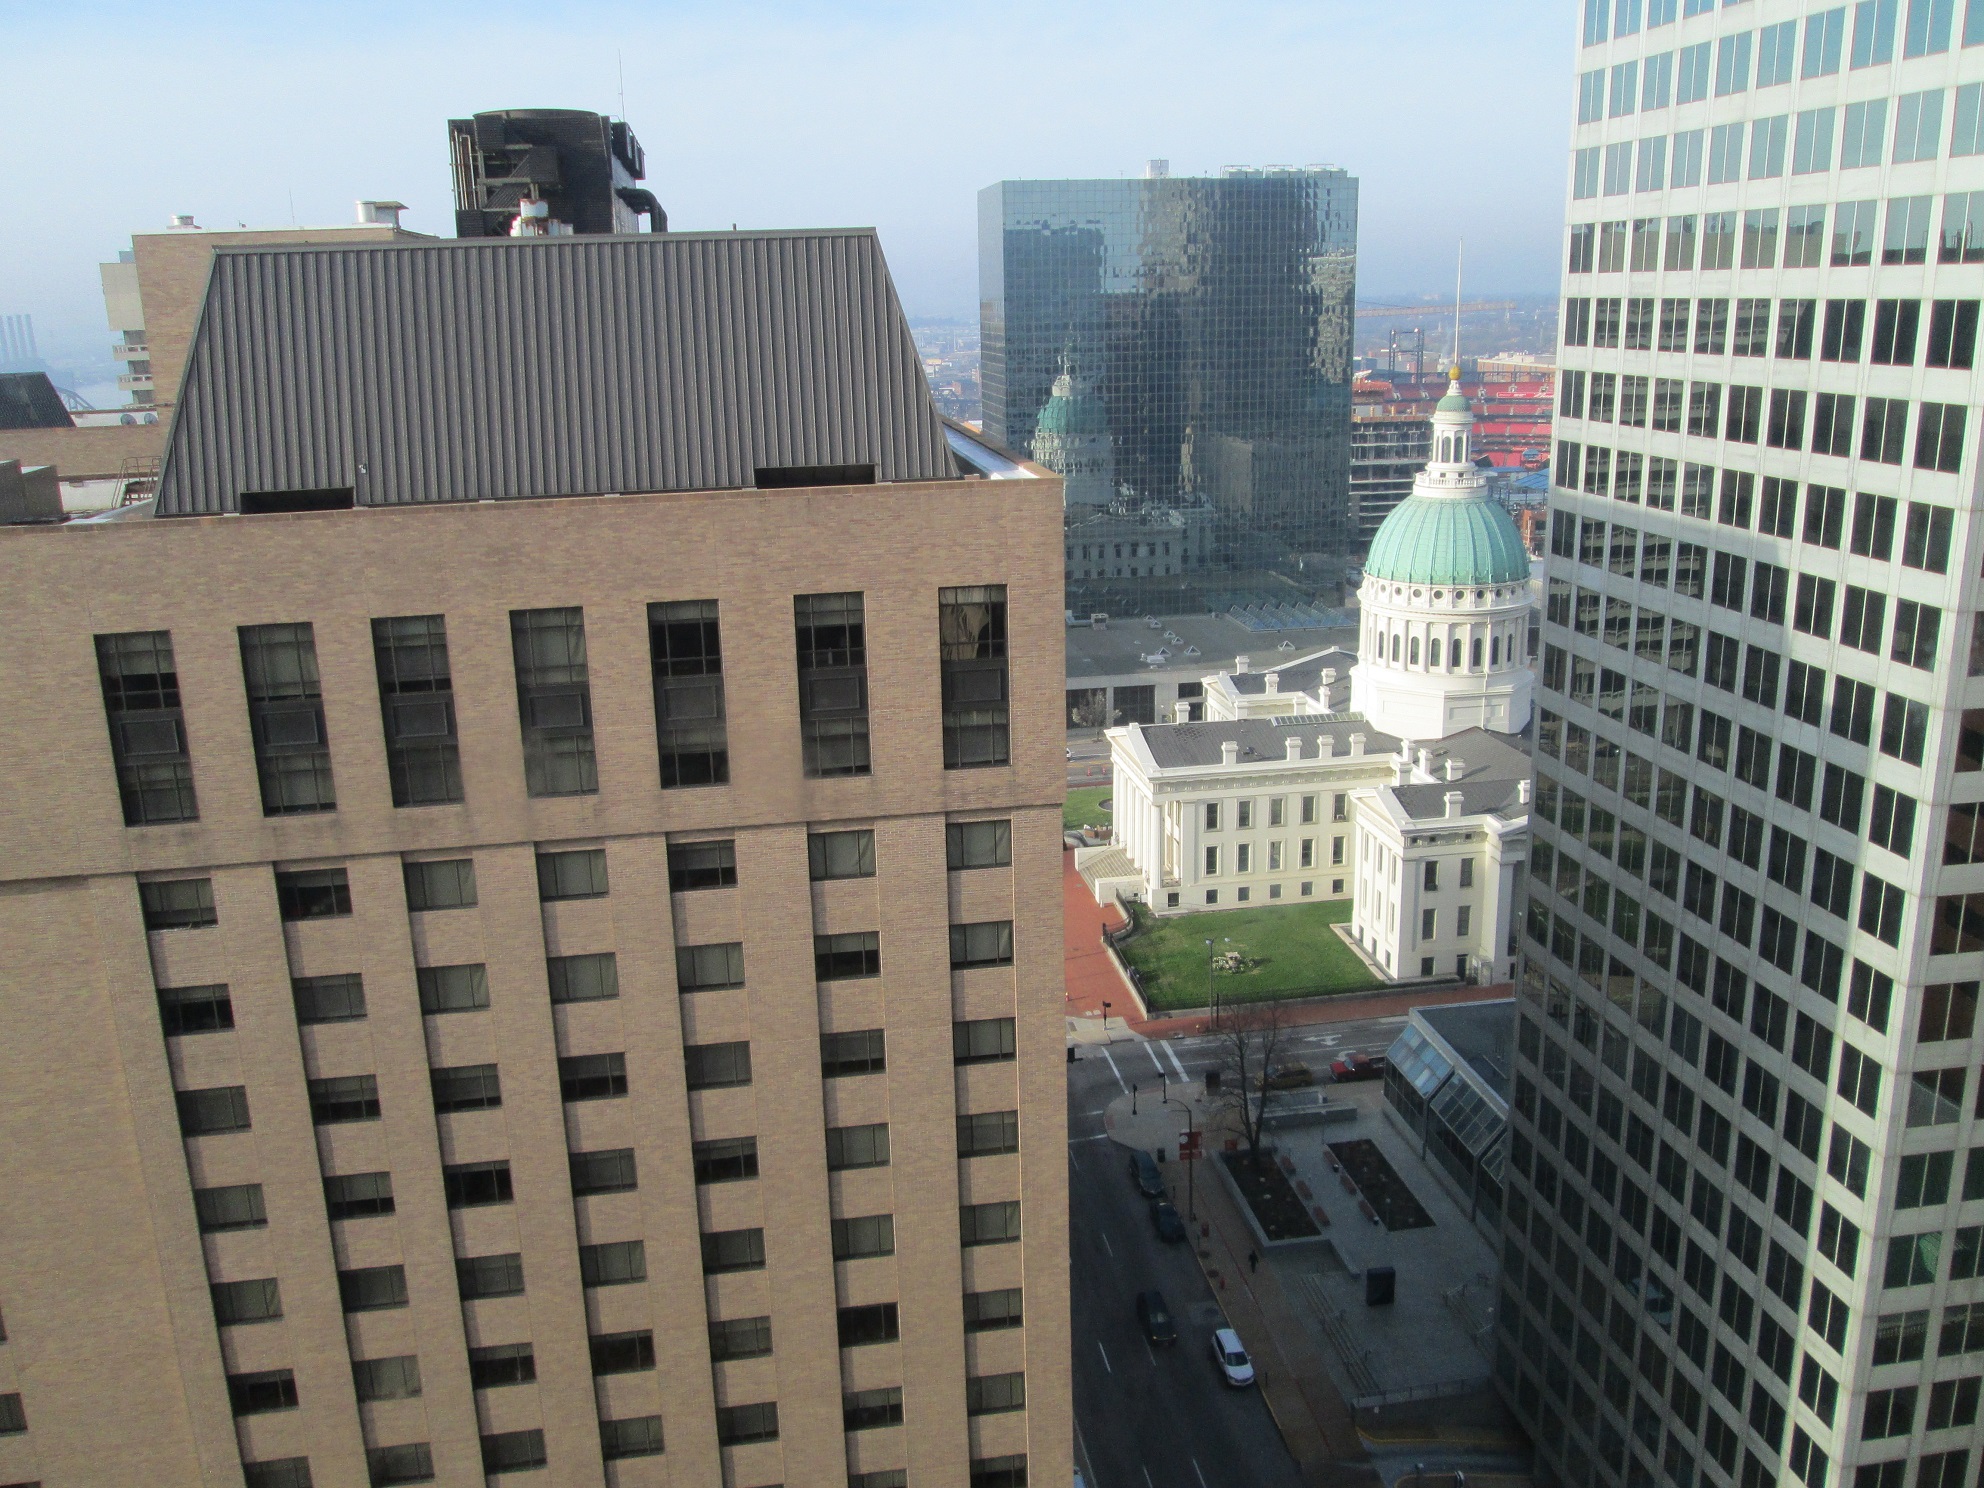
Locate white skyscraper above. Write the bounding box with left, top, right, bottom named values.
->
left=1504, top=5, right=1984, bottom=1488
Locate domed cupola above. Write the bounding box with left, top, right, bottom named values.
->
left=1030, top=357, right=1115, bottom=507
left=1350, top=362, right=1534, bottom=739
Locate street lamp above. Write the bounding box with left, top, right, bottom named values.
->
left=1205, top=938, right=1215, bottom=1030
left=1101, top=999, right=1111, bottom=1032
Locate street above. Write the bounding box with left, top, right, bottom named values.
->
left=1067, top=1017, right=1408, bottom=1488
left=1068, top=735, right=1112, bottom=788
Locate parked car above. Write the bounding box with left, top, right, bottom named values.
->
left=1263, top=1061, right=1313, bottom=1090
left=1210, top=1326, right=1256, bottom=1387
left=1330, top=1051, right=1387, bottom=1083
left=1136, top=1289, right=1178, bottom=1345
left=1149, top=1198, right=1186, bottom=1244
left=1129, top=1149, right=1165, bottom=1198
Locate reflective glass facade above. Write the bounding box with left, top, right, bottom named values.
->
left=980, top=170, right=1359, bottom=617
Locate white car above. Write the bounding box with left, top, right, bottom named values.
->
left=1211, top=1326, right=1255, bottom=1387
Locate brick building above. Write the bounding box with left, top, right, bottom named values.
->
left=0, top=229, right=1067, bottom=1488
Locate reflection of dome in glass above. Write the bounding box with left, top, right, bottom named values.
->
left=1363, top=494, right=1530, bottom=586
left=1031, top=367, right=1114, bottom=505
left=1033, top=372, right=1108, bottom=437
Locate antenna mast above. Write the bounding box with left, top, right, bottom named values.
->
left=1452, top=239, right=1464, bottom=373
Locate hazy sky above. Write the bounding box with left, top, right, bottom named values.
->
left=4, top=0, right=1574, bottom=375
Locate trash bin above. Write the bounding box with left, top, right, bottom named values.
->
left=1365, top=1265, right=1396, bottom=1306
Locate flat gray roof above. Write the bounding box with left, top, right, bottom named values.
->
left=1067, top=613, right=1355, bottom=683
left=157, top=229, right=960, bottom=515
left=1139, top=714, right=1400, bottom=770
left=1389, top=728, right=1530, bottom=821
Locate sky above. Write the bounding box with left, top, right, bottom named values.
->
left=2, top=0, right=1574, bottom=384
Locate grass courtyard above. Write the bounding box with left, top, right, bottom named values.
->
left=1065, top=786, right=1111, bottom=833
left=1117, top=899, right=1382, bottom=1011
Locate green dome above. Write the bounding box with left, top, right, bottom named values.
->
left=1034, top=377, right=1108, bottom=437
left=1436, top=389, right=1471, bottom=413
left=1364, top=494, right=1530, bottom=586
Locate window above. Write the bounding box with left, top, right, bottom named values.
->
left=443, top=1160, right=513, bottom=1208
left=966, top=1288, right=1024, bottom=1332
left=961, top=1200, right=1022, bottom=1246
left=811, top=829, right=877, bottom=880
left=1895, top=88, right=1947, bottom=162
left=467, top=1342, right=537, bottom=1389
left=403, top=858, right=475, bottom=910
left=1927, top=299, right=1979, bottom=366
left=324, top=1171, right=395, bottom=1221
left=839, top=1302, right=900, bottom=1348
left=292, top=974, right=365, bottom=1025
left=1832, top=198, right=1877, bottom=264
left=684, top=1040, right=752, bottom=1090
left=816, top=931, right=880, bottom=980
left=675, top=941, right=744, bottom=993
left=941, top=585, right=1010, bottom=768
left=579, top=1240, right=647, bottom=1287
left=1943, top=190, right=1984, bottom=261
left=569, top=1147, right=637, bottom=1196
left=1852, top=491, right=1897, bottom=556
left=600, top=1415, right=665, bottom=1460
left=309, top=1074, right=380, bottom=1125
left=275, top=866, right=349, bottom=921
left=590, top=1329, right=658, bottom=1375
left=140, top=877, right=216, bottom=930
left=353, top=1355, right=422, bottom=1403
left=715, top=1402, right=778, bottom=1446
left=1872, top=299, right=1922, bottom=364
left=478, top=1430, right=546, bottom=1476
left=1793, top=107, right=1837, bottom=173
left=1893, top=602, right=1942, bottom=669
left=821, top=1029, right=886, bottom=1077
left=692, top=1136, right=759, bottom=1185
left=709, top=1316, right=774, bottom=1361
left=158, top=982, right=233, bottom=1037
left=959, top=1110, right=1021, bottom=1157
left=558, top=1053, right=627, bottom=1102
left=536, top=848, right=607, bottom=900
left=416, top=964, right=488, bottom=1014
left=510, top=607, right=596, bottom=796
left=211, top=1277, right=284, bottom=1325
left=1886, top=195, right=1934, bottom=264
left=649, top=599, right=729, bottom=787
left=1916, top=404, right=1968, bottom=472
left=228, top=1369, right=298, bottom=1416
left=968, top=1372, right=1027, bottom=1417
left=239, top=622, right=335, bottom=814
left=831, top=1213, right=897, bottom=1262
left=667, top=839, right=735, bottom=892
left=548, top=952, right=618, bottom=1004
left=339, top=1264, right=408, bottom=1312
left=371, top=615, right=461, bottom=807
left=1862, top=398, right=1909, bottom=463
left=826, top=1122, right=891, bottom=1170
left=430, top=1063, right=501, bottom=1114
left=195, top=1183, right=267, bottom=1232
left=955, top=1017, right=1017, bottom=1065
left=1906, top=0, right=1955, bottom=53
left=794, top=591, right=871, bottom=776
left=972, top=1455, right=1030, bottom=1488
left=243, top=1461, right=313, bottom=1488
left=177, top=1085, right=251, bottom=1136
left=367, top=1444, right=435, bottom=1486
left=94, top=630, right=197, bottom=825
left=951, top=921, right=1015, bottom=969
left=843, top=1386, right=904, bottom=1433
left=700, top=1229, right=766, bottom=1274
left=948, top=819, right=1012, bottom=869
left=1904, top=501, right=1954, bottom=570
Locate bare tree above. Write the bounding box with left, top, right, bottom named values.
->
left=1208, top=1000, right=1291, bottom=1164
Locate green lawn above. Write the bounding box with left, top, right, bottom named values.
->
left=1065, top=786, right=1112, bottom=832
left=1117, top=899, right=1382, bottom=1011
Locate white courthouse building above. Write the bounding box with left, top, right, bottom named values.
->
left=1106, top=371, right=1536, bottom=983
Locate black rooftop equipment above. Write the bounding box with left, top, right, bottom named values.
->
left=449, top=109, right=663, bottom=238
left=154, top=231, right=963, bottom=516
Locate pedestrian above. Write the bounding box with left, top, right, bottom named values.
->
left=1247, top=1249, right=1259, bottom=1273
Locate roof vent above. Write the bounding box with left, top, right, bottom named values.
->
left=167, top=214, right=200, bottom=230
left=1285, top=737, right=1302, bottom=762
left=356, top=200, right=407, bottom=227
left=1146, top=159, right=1170, bottom=178
left=1220, top=741, right=1239, bottom=766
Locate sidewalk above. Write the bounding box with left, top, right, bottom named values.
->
left=1105, top=1083, right=1378, bottom=1486
left=1063, top=848, right=1133, bottom=1023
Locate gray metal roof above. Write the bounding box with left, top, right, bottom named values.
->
left=1389, top=727, right=1531, bottom=821
left=1139, top=715, right=1400, bottom=770
left=1225, top=647, right=1357, bottom=695
left=1417, top=999, right=1516, bottom=1101
left=156, top=229, right=961, bottom=515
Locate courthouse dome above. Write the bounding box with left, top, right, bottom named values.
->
left=1364, top=493, right=1531, bottom=587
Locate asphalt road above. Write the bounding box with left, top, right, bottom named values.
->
left=1067, top=1018, right=1411, bottom=1488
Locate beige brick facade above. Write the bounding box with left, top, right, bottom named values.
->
left=0, top=474, right=1068, bottom=1488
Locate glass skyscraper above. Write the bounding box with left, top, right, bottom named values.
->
left=1509, top=4, right=1984, bottom=1488
left=979, top=167, right=1358, bottom=617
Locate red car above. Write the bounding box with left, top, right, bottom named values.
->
left=1330, top=1052, right=1387, bottom=1083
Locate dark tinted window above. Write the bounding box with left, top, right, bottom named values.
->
left=947, top=819, right=1013, bottom=868
left=158, top=983, right=233, bottom=1036
left=275, top=867, right=350, bottom=920
left=536, top=848, right=607, bottom=900
left=667, top=840, right=736, bottom=891
left=403, top=858, right=476, bottom=910
left=140, top=877, right=216, bottom=930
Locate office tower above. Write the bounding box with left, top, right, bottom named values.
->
left=448, top=111, right=663, bottom=238
left=1506, top=5, right=1984, bottom=1488
left=0, top=230, right=1066, bottom=1488
left=980, top=163, right=1358, bottom=617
